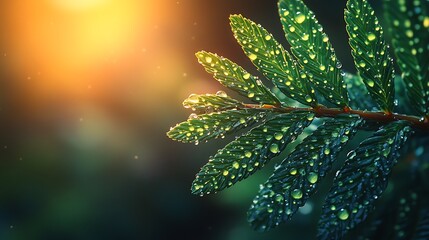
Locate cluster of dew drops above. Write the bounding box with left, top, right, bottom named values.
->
left=279, top=7, right=348, bottom=106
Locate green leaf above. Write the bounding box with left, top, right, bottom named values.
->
left=248, top=115, right=363, bottom=231
left=349, top=189, right=420, bottom=240
left=318, top=121, right=413, bottom=239
left=392, top=191, right=420, bottom=240
left=344, top=72, right=377, bottom=110
left=345, top=0, right=395, bottom=113
left=167, top=109, right=265, bottom=144
left=196, top=51, right=280, bottom=105
left=191, top=111, right=314, bottom=195
left=182, top=93, right=242, bottom=113
left=278, top=0, right=349, bottom=107
left=414, top=209, right=429, bottom=240
left=384, top=0, right=429, bottom=117
left=229, top=14, right=317, bottom=106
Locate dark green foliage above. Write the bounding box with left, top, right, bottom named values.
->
left=248, top=115, right=363, bottom=231
left=414, top=209, right=429, bottom=240
left=345, top=0, right=395, bottom=112
left=191, top=112, right=314, bottom=195
left=167, top=0, right=429, bottom=238
left=350, top=189, right=423, bottom=240
left=278, top=0, right=349, bottom=107
left=384, top=0, right=429, bottom=117
left=392, top=192, right=420, bottom=240
left=230, top=14, right=317, bottom=107
left=318, top=121, right=413, bottom=239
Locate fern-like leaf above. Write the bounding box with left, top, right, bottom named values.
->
left=248, top=115, right=363, bottom=231
left=384, top=0, right=429, bottom=117
left=196, top=51, right=280, bottom=105
left=167, top=110, right=265, bottom=144
left=229, top=14, right=317, bottom=107
left=345, top=0, right=396, bottom=113
left=191, top=111, right=314, bottom=195
left=278, top=0, right=349, bottom=107
left=318, top=121, right=413, bottom=239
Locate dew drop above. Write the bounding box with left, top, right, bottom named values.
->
left=307, top=172, right=318, bottom=184
left=274, top=132, right=283, bottom=140
left=337, top=209, right=349, bottom=220
left=302, top=34, right=309, bottom=41
left=291, top=189, right=303, bottom=199
left=322, top=36, right=329, bottom=42
left=248, top=54, right=257, bottom=61
left=424, top=17, right=429, bottom=28
left=205, top=56, right=213, bottom=63
left=265, top=35, right=272, bottom=41
left=406, top=30, right=414, bottom=38
left=243, top=73, right=251, bottom=80
left=189, top=114, right=198, bottom=120
left=270, top=143, right=279, bottom=154
left=188, top=94, right=199, bottom=103
left=336, top=62, right=342, bottom=68
left=324, top=148, right=331, bottom=155
left=295, top=14, right=306, bottom=24
left=216, top=90, right=227, bottom=97
left=233, top=161, right=240, bottom=169
left=305, top=95, right=313, bottom=103
left=290, top=168, right=297, bottom=175
left=367, top=80, right=375, bottom=87
left=245, top=151, right=252, bottom=158
left=248, top=92, right=255, bottom=98
left=367, top=33, right=376, bottom=41
left=223, top=170, right=229, bottom=176
left=359, top=61, right=366, bottom=68
left=393, top=20, right=400, bottom=27
left=275, top=194, right=284, bottom=202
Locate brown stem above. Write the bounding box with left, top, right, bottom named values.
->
left=241, top=104, right=429, bottom=130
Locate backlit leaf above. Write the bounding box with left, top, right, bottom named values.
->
left=278, top=0, right=349, bottom=107
left=345, top=0, right=396, bottom=112
left=230, top=14, right=317, bottom=106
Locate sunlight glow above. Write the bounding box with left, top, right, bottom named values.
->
left=52, top=0, right=109, bottom=11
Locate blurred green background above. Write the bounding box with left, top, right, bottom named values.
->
left=0, top=0, right=382, bottom=239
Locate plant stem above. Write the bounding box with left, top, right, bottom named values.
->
left=241, top=104, right=429, bottom=130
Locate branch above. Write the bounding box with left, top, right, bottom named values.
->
left=241, top=104, right=429, bottom=130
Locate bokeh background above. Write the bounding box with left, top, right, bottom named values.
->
left=0, top=0, right=382, bottom=239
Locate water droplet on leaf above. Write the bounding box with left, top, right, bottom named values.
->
left=337, top=209, right=349, bottom=220
left=291, top=189, right=303, bottom=199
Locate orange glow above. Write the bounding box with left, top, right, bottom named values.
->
left=4, top=0, right=152, bottom=93
left=52, top=0, right=109, bottom=11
